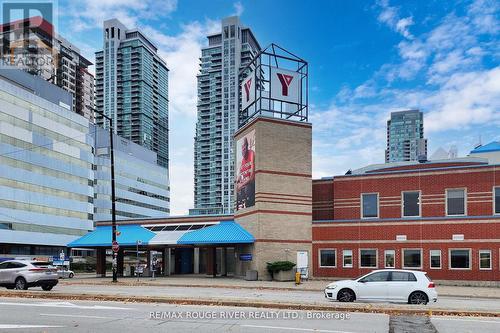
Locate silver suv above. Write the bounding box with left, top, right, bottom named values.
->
left=0, top=260, right=59, bottom=291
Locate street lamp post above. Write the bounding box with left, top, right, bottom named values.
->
left=94, top=110, right=118, bottom=283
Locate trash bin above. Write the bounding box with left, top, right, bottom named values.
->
left=245, top=270, right=258, bottom=281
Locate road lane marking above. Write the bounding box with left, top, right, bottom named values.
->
left=432, top=316, right=500, bottom=324
left=40, top=313, right=118, bottom=320
left=241, top=325, right=355, bottom=333
left=0, top=301, right=133, bottom=310
left=0, top=325, right=65, bottom=329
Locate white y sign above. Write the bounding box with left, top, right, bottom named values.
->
left=270, top=67, right=301, bottom=104
left=241, top=72, right=255, bottom=110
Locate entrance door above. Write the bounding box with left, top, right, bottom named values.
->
left=175, top=248, right=194, bottom=274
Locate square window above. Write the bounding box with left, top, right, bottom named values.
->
left=319, top=249, right=336, bottom=267
left=450, top=249, right=471, bottom=269
left=479, top=250, right=491, bottom=270
left=360, top=249, right=377, bottom=268
left=343, top=250, right=353, bottom=268
left=362, top=194, right=378, bottom=218
left=447, top=189, right=466, bottom=216
left=402, top=191, right=420, bottom=217
left=430, top=250, right=441, bottom=269
left=384, top=250, right=395, bottom=268
left=403, top=249, right=422, bottom=268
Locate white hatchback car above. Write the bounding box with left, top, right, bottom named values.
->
left=324, top=269, right=437, bottom=304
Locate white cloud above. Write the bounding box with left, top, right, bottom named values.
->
left=376, top=0, right=414, bottom=39
left=233, top=2, right=244, bottom=16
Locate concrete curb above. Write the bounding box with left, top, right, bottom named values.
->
left=61, top=280, right=500, bottom=300
left=0, top=291, right=498, bottom=318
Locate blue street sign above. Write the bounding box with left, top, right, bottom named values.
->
left=239, top=254, right=252, bottom=261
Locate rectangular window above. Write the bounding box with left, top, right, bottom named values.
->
left=402, top=191, right=420, bottom=217
left=479, top=250, right=492, bottom=270
left=360, top=249, right=377, bottom=268
left=449, top=249, right=471, bottom=269
left=430, top=250, right=441, bottom=269
left=447, top=189, right=466, bottom=216
left=343, top=250, right=353, bottom=268
left=403, top=249, right=422, bottom=269
left=384, top=250, right=395, bottom=268
left=362, top=193, right=378, bottom=218
left=495, top=187, right=500, bottom=215
left=319, top=249, right=336, bottom=268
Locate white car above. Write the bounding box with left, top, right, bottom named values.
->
left=0, top=260, right=59, bottom=290
left=324, top=269, right=437, bottom=304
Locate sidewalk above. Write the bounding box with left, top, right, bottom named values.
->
left=63, top=274, right=500, bottom=299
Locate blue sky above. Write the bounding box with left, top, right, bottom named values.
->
left=55, top=0, right=499, bottom=214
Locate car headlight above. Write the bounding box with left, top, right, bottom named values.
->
left=325, top=284, right=337, bottom=290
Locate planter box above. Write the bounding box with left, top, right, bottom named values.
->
left=274, top=269, right=295, bottom=281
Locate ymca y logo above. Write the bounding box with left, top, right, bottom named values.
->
left=276, top=73, right=294, bottom=96
left=244, top=78, right=252, bottom=102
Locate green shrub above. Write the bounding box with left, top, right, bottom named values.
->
left=266, top=261, right=296, bottom=278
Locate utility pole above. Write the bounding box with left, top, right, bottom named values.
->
left=94, top=109, right=118, bottom=283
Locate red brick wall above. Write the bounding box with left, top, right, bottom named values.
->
left=312, top=180, right=334, bottom=220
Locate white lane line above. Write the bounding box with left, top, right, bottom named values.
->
left=0, top=301, right=133, bottom=310
left=241, top=325, right=355, bottom=333
left=0, top=325, right=64, bottom=329
left=432, top=316, right=500, bottom=324
left=40, top=313, right=117, bottom=320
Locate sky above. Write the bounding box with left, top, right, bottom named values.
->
left=54, top=0, right=500, bottom=215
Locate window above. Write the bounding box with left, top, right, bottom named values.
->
left=479, top=250, right=492, bottom=270
left=319, top=249, right=336, bottom=267
left=495, top=187, right=500, bottom=215
left=430, top=250, right=441, bottom=269
left=360, top=249, right=377, bottom=268
left=343, top=250, right=353, bottom=268
left=359, top=271, right=389, bottom=282
left=391, top=271, right=417, bottom=281
left=403, top=249, right=422, bottom=268
left=447, top=189, right=466, bottom=216
left=362, top=193, right=378, bottom=218
left=384, top=250, right=395, bottom=268
left=449, top=249, right=471, bottom=269
left=0, top=262, right=9, bottom=269
left=402, top=191, right=420, bottom=217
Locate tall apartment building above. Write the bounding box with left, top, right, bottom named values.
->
left=0, top=69, right=94, bottom=256
left=385, top=109, right=427, bottom=163
left=192, top=16, right=261, bottom=215
left=0, top=16, right=95, bottom=121
left=95, top=19, right=169, bottom=169
left=93, top=127, right=170, bottom=221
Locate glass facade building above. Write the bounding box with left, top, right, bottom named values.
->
left=385, top=110, right=428, bottom=163
left=95, top=19, right=169, bottom=169
left=0, top=69, right=94, bottom=256
left=93, top=127, right=170, bottom=221
left=192, top=16, right=260, bottom=215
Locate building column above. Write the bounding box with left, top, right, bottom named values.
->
left=96, top=248, right=106, bottom=277
left=162, top=248, right=168, bottom=276
left=193, top=248, right=200, bottom=274
left=117, top=248, right=124, bottom=277
left=205, top=247, right=214, bottom=277
left=212, top=247, right=217, bottom=278
left=146, top=250, right=152, bottom=277
left=220, top=247, right=227, bottom=276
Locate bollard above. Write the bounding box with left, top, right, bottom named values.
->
left=295, top=271, right=301, bottom=285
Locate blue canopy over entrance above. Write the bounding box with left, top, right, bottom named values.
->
left=177, top=221, right=254, bottom=245
left=67, top=225, right=155, bottom=247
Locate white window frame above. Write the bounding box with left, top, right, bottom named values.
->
left=384, top=249, right=395, bottom=268
left=361, top=193, right=379, bottom=219
left=429, top=250, right=442, bottom=269
left=359, top=248, right=378, bottom=268
left=479, top=249, right=492, bottom=270
left=401, top=190, right=421, bottom=217
left=446, top=188, right=467, bottom=216
left=402, top=248, right=423, bottom=269
left=449, top=248, right=472, bottom=270
left=494, top=186, right=500, bottom=215
left=342, top=250, right=353, bottom=268
left=318, top=248, right=336, bottom=268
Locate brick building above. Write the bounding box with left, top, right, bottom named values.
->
left=313, top=157, right=500, bottom=282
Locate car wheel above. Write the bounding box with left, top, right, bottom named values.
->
left=337, top=288, right=355, bottom=302
left=15, top=277, right=27, bottom=290
left=41, top=285, right=53, bottom=291
left=69, top=273, right=74, bottom=278
left=408, top=291, right=428, bottom=305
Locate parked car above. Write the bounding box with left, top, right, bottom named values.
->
left=56, top=267, right=75, bottom=279
left=0, top=260, right=59, bottom=291
left=324, top=269, right=437, bottom=304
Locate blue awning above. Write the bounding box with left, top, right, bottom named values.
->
left=177, top=221, right=254, bottom=245
left=68, top=225, right=155, bottom=247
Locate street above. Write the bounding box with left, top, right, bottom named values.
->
left=0, top=297, right=499, bottom=333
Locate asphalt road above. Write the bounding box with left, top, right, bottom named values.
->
left=24, top=283, right=500, bottom=312
left=0, top=297, right=499, bottom=333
